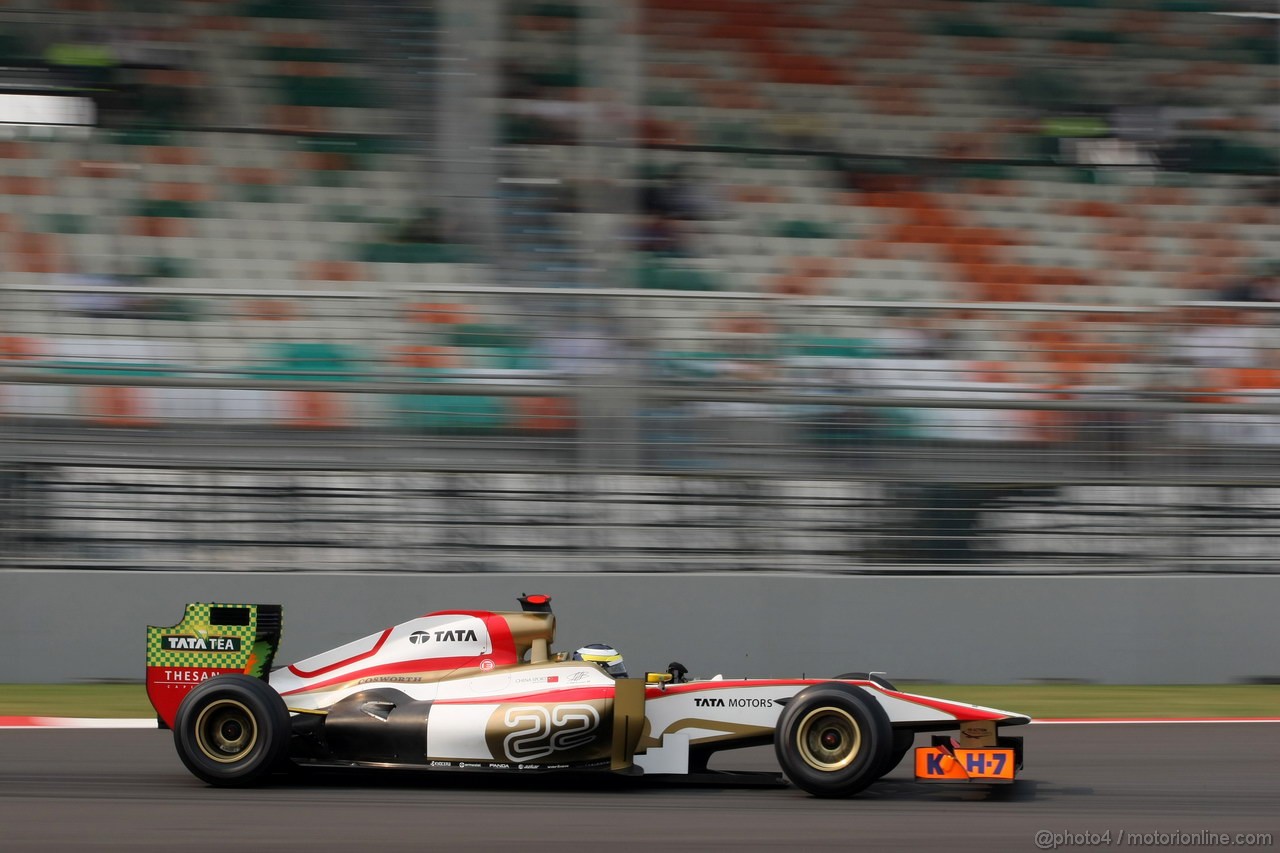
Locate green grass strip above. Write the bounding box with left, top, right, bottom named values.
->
left=898, top=683, right=1280, bottom=719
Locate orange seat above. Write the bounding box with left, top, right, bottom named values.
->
left=241, top=299, right=296, bottom=321
left=131, top=217, right=189, bottom=238
left=145, top=147, right=202, bottom=166
left=148, top=182, right=212, bottom=202
left=396, top=346, right=460, bottom=369
left=406, top=303, right=469, bottom=325
left=303, top=261, right=365, bottom=282
left=87, top=386, right=153, bottom=427
left=513, top=396, right=576, bottom=433
left=287, top=392, right=344, bottom=429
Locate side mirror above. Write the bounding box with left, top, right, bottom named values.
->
left=645, top=672, right=673, bottom=684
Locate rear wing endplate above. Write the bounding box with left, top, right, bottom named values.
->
left=145, top=603, right=283, bottom=728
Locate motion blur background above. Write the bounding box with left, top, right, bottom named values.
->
left=0, top=0, right=1277, bottom=578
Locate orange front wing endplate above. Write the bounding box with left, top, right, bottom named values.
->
left=914, top=745, right=1017, bottom=783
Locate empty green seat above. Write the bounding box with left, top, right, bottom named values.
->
left=254, top=342, right=359, bottom=382
left=257, top=47, right=356, bottom=63
left=109, top=128, right=176, bottom=146
left=783, top=336, right=877, bottom=359
left=775, top=220, right=835, bottom=239
left=1060, top=30, right=1125, bottom=44
left=394, top=383, right=511, bottom=432
left=45, top=213, right=89, bottom=233
left=135, top=199, right=205, bottom=218
left=531, top=3, right=585, bottom=18
left=446, top=325, right=528, bottom=350
left=273, top=76, right=380, bottom=108
left=358, top=242, right=473, bottom=263
left=635, top=260, right=720, bottom=291
left=141, top=257, right=194, bottom=279
left=242, top=0, right=329, bottom=18
left=933, top=20, right=1009, bottom=39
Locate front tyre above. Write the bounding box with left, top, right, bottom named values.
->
left=774, top=683, right=892, bottom=798
left=173, top=674, right=291, bottom=787
left=834, top=672, right=912, bottom=777
left=834, top=671, right=898, bottom=691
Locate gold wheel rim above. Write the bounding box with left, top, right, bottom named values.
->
left=194, top=699, right=259, bottom=764
left=796, top=707, right=861, bottom=771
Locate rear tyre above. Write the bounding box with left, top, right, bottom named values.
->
left=173, top=674, right=291, bottom=787
left=774, top=683, right=892, bottom=798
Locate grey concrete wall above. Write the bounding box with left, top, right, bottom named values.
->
left=2, top=571, right=1276, bottom=684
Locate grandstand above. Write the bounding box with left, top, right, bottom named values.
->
left=0, top=0, right=1278, bottom=569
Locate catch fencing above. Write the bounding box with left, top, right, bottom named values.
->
left=3, top=286, right=1280, bottom=571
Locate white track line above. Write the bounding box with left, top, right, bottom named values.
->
left=0, top=717, right=158, bottom=729
left=1032, top=717, right=1280, bottom=725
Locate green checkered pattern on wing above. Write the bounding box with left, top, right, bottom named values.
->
left=146, top=603, right=256, bottom=670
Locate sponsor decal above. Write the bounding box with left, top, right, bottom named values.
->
left=502, top=704, right=601, bottom=763
left=154, top=668, right=234, bottom=685
left=161, top=635, right=241, bottom=652
left=489, top=763, right=510, bottom=770
left=146, top=665, right=242, bottom=731
left=514, top=674, right=562, bottom=686
left=358, top=675, right=422, bottom=684
left=410, top=629, right=478, bottom=644
left=914, top=747, right=1015, bottom=781
left=568, top=672, right=588, bottom=684
left=693, top=696, right=773, bottom=708
left=429, top=761, right=452, bottom=768
left=457, top=761, right=481, bottom=769
left=480, top=659, right=495, bottom=671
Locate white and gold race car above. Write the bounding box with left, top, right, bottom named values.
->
left=145, top=595, right=1029, bottom=797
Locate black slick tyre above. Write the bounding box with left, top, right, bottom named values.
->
left=883, top=729, right=915, bottom=776
left=834, top=671, right=898, bottom=691
left=173, top=674, right=291, bottom=787
left=833, top=672, right=912, bottom=776
left=774, top=683, right=892, bottom=798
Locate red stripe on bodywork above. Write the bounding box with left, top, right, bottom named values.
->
left=642, top=680, right=1014, bottom=723
left=434, top=686, right=616, bottom=705
left=419, top=611, right=519, bottom=665
left=288, top=629, right=393, bottom=678
left=280, top=655, right=487, bottom=696
left=885, top=690, right=1009, bottom=722
left=285, top=613, right=516, bottom=686
left=478, top=613, right=517, bottom=665
left=645, top=678, right=821, bottom=700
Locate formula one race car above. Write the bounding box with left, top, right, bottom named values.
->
left=145, top=596, right=1029, bottom=797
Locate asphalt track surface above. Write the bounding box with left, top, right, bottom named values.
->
left=2, top=725, right=1277, bottom=852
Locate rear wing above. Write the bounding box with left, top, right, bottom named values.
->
left=145, top=603, right=283, bottom=728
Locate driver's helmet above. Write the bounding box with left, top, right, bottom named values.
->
left=572, top=643, right=627, bottom=678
